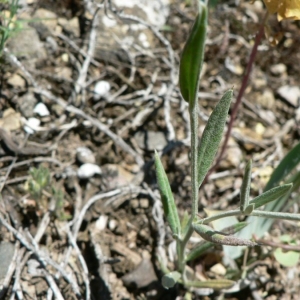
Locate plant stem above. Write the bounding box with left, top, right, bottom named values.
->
left=201, top=209, right=242, bottom=224
left=189, top=102, right=199, bottom=220
left=199, top=209, right=300, bottom=225
left=177, top=102, right=199, bottom=273
left=251, top=210, right=300, bottom=221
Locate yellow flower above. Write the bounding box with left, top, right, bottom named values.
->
left=263, top=0, right=300, bottom=21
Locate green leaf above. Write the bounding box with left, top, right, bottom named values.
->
left=162, top=271, right=181, bottom=289
left=264, top=141, right=300, bottom=191
left=249, top=184, right=292, bottom=209
left=186, top=222, right=248, bottom=262
left=179, top=1, right=207, bottom=106
left=197, top=90, right=233, bottom=187
left=154, top=151, right=181, bottom=237
left=238, top=142, right=300, bottom=242
left=184, top=279, right=235, bottom=289
left=274, top=248, right=300, bottom=267
left=193, top=224, right=257, bottom=246
left=240, top=160, right=252, bottom=212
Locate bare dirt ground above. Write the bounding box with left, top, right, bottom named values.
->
left=0, top=0, right=300, bottom=299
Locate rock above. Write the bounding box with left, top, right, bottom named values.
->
left=58, top=17, right=79, bottom=36
left=33, top=103, right=50, bottom=117
left=7, top=12, right=47, bottom=65
left=257, top=89, right=275, bottom=109
left=122, top=258, right=157, bottom=289
left=32, top=9, right=58, bottom=32
left=270, top=63, right=287, bottom=76
left=7, top=73, right=26, bottom=88
left=277, top=85, right=300, bottom=107
left=77, top=163, right=101, bottom=179
left=95, top=215, right=108, bottom=231
left=134, top=130, right=167, bottom=151
left=0, top=242, right=15, bottom=284
left=101, top=164, right=134, bottom=189
left=23, top=117, right=41, bottom=134
left=0, top=108, right=21, bottom=131
left=94, top=81, right=111, bottom=100
left=225, top=56, right=244, bottom=75
left=76, top=147, right=96, bottom=164
left=219, top=138, right=242, bottom=169
left=139, top=198, right=149, bottom=209
left=210, top=263, right=227, bottom=276
left=19, top=93, right=38, bottom=118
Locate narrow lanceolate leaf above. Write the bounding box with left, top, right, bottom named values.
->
left=197, top=90, right=233, bottom=187
left=186, top=222, right=249, bottom=262
left=249, top=184, right=293, bottom=209
left=154, top=151, right=181, bottom=237
left=193, top=224, right=257, bottom=247
left=184, top=279, right=235, bottom=289
left=264, top=141, right=300, bottom=192
left=179, top=1, right=207, bottom=106
left=240, top=160, right=252, bottom=212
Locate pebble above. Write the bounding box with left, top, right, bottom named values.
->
left=122, top=258, right=157, bottom=289
left=270, top=63, right=287, bottom=76
left=108, top=219, right=118, bottom=231
left=134, top=130, right=167, bottom=151
left=95, top=215, right=108, bottom=231
left=23, top=117, right=41, bottom=134
left=76, top=147, right=96, bottom=164
left=33, top=102, right=50, bottom=117
left=77, top=163, right=101, bottom=179
left=94, top=81, right=111, bottom=100
left=277, top=85, right=300, bottom=107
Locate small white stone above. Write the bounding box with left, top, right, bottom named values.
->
left=95, top=215, right=108, bottom=231
left=23, top=117, right=41, bottom=134
left=94, top=81, right=111, bottom=100
left=138, top=32, right=150, bottom=48
left=277, top=85, right=300, bottom=107
left=108, top=219, right=118, bottom=231
left=76, top=147, right=96, bottom=164
left=33, top=102, right=50, bottom=117
left=77, top=163, right=101, bottom=179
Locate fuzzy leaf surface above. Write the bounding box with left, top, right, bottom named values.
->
left=154, top=151, right=181, bottom=236
left=240, top=160, right=252, bottom=212
left=193, top=224, right=257, bottom=246
left=249, top=184, right=292, bottom=209
left=186, top=222, right=248, bottom=262
left=197, top=90, right=233, bottom=187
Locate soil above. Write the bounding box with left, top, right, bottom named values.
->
left=0, top=0, right=300, bottom=299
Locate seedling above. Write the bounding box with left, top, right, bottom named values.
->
left=154, top=0, right=300, bottom=290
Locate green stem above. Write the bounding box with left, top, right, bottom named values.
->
left=251, top=210, right=300, bottom=221
left=201, top=209, right=241, bottom=224
left=189, top=102, right=199, bottom=220
left=176, top=94, right=199, bottom=275
left=199, top=209, right=300, bottom=225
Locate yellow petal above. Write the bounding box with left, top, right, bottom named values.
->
left=263, top=0, right=280, bottom=14
left=278, top=0, right=300, bottom=21
left=263, top=0, right=300, bottom=21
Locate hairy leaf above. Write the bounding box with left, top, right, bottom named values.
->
left=197, top=90, right=233, bottom=187
left=193, top=224, right=257, bottom=247
left=154, top=151, right=181, bottom=237
left=240, top=160, right=252, bottom=212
